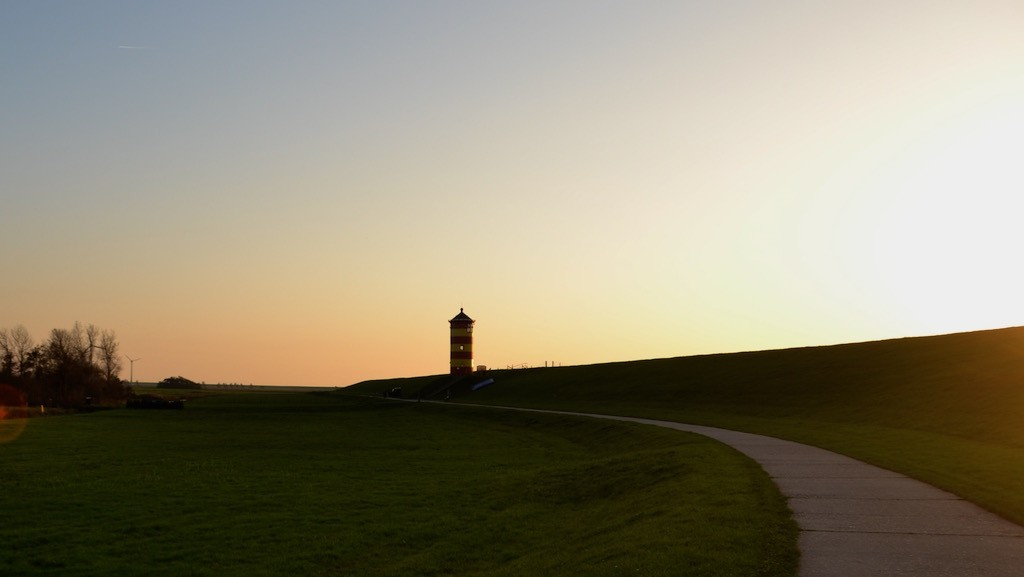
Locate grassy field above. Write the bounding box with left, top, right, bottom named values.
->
left=0, top=391, right=797, bottom=576
left=349, top=326, right=1024, bottom=525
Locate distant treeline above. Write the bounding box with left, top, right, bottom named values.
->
left=158, top=376, right=202, bottom=390
left=0, top=322, right=128, bottom=408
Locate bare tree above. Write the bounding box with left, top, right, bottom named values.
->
left=0, top=328, right=11, bottom=375
left=69, top=321, right=88, bottom=365
left=85, top=323, right=99, bottom=366
left=98, top=329, right=122, bottom=383
left=48, top=327, right=75, bottom=364
left=3, top=322, right=126, bottom=406
left=9, top=325, right=34, bottom=378
left=45, top=327, right=77, bottom=405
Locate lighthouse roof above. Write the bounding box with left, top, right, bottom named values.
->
left=449, top=308, right=474, bottom=323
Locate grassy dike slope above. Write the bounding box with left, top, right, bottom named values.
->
left=1, top=392, right=796, bottom=577
left=350, top=326, right=1024, bottom=525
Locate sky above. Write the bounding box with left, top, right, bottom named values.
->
left=3, top=1, right=1024, bottom=386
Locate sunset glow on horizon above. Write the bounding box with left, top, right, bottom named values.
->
left=4, top=1, right=1024, bottom=386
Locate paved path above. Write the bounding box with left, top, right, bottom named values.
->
left=472, top=405, right=1024, bottom=576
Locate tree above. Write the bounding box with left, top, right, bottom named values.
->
left=1, top=322, right=128, bottom=407
left=85, top=323, right=99, bottom=367
left=10, top=325, right=34, bottom=378
left=44, top=325, right=93, bottom=406
left=158, top=376, right=202, bottom=390
left=0, top=325, right=32, bottom=378
left=97, top=329, right=122, bottom=384
left=0, top=328, right=12, bottom=379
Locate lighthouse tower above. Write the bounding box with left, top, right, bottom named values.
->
left=449, top=308, right=474, bottom=375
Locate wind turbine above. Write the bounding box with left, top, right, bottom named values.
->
left=125, top=355, right=141, bottom=384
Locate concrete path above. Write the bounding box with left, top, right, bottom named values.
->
left=476, top=405, right=1024, bottom=576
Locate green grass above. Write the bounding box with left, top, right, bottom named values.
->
left=349, top=326, right=1024, bottom=525
left=0, top=392, right=796, bottom=576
